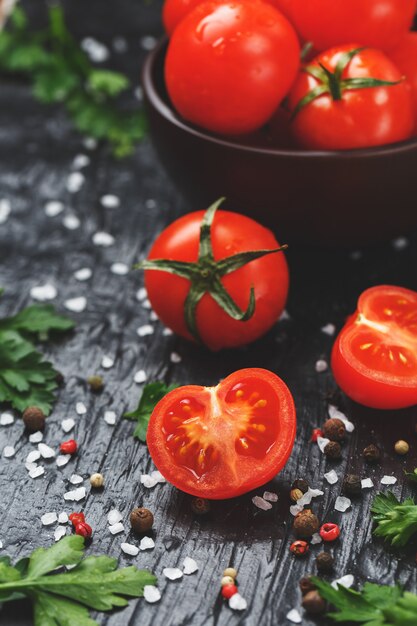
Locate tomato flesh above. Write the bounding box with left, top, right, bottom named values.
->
left=147, top=368, right=296, bottom=499
left=331, top=286, right=417, bottom=409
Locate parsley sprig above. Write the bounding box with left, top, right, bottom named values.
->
left=313, top=577, right=417, bottom=625
left=124, top=381, right=178, bottom=441
left=0, top=535, right=156, bottom=626
left=0, top=5, right=146, bottom=157
left=0, top=294, right=74, bottom=414
left=371, top=492, right=417, bottom=547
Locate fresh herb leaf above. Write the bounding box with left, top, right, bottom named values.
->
left=125, top=381, right=179, bottom=441
left=0, top=536, right=156, bottom=626
left=405, top=468, right=417, bottom=485
left=371, top=492, right=417, bottom=547
left=0, top=304, right=75, bottom=340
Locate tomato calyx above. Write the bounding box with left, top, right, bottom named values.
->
left=137, top=198, right=287, bottom=344
left=292, top=47, right=402, bottom=118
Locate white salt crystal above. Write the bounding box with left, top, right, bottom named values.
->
left=58, top=512, right=69, bottom=524
left=101, top=194, right=120, bottom=209
left=163, top=328, right=173, bottom=336
left=252, top=496, right=272, bottom=511
left=72, top=154, right=90, bottom=169
left=64, top=487, right=86, bottom=501
left=74, top=268, right=92, bottom=282
left=45, top=201, right=64, bottom=217
left=298, top=488, right=324, bottom=507
left=111, top=262, right=129, bottom=276
left=170, top=352, right=181, bottom=363
left=41, top=512, right=57, bottom=526
left=92, top=231, right=114, bottom=247
left=229, top=593, right=247, bottom=611
left=141, top=474, right=158, bottom=488
left=107, top=509, right=123, bottom=525
left=0, top=199, right=11, bottom=224
left=142, top=299, right=152, bottom=309
left=286, top=609, right=302, bottom=623
left=56, top=454, right=71, bottom=467
left=30, top=284, right=57, bottom=301
left=139, top=537, right=155, bottom=551
left=0, top=541, right=3, bottom=549
left=324, top=470, right=339, bottom=485
left=311, top=533, right=322, bottom=545
left=61, top=418, right=75, bottom=433
left=141, top=35, right=157, bottom=51
left=317, top=436, right=330, bottom=453
left=38, top=443, right=55, bottom=459
left=134, top=86, right=143, bottom=101
left=113, top=36, right=128, bottom=53
left=321, top=323, right=336, bottom=336
left=54, top=526, right=67, bottom=542
left=70, top=474, right=83, bottom=485
left=290, top=504, right=303, bottom=516
left=332, top=574, right=354, bottom=590
left=279, top=309, right=290, bottom=321
left=104, top=410, right=116, bottom=425
left=0, top=412, right=14, bottom=426
left=101, top=355, right=114, bottom=369
left=335, top=496, right=351, bottom=512
left=63, top=214, right=81, bottom=230
left=121, top=542, right=139, bottom=556
left=163, top=567, right=183, bottom=581
left=328, top=405, right=355, bottom=433
left=144, top=585, right=161, bottom=603
left=150, top=311, right=158, bottom=321
left=26, top=450, right=41, bottom=463
left=183, top=557, right=198, bottom=575
left=29, top=431, right=43, bottom=443
left=3, top=445, right=16, bottom=458
left=315, top=359, right=328, bottom=373
left=134, top=369, right=147, bottom=383
left=66, top=171, right=85, bottom=193
left=26, top=462, right=38, bottom=472
left=81, top=37, right=109, bottom=62
left=76, top=402, right=87, bottom=415
left=83, top=137, right=97, bottom=150
left=136, top=287, right=147, bottom=301
left=64, top=296, right=87, bottom=313
left=29, top=466, right=44, bottom=478
left=361, top=478, right=374, bottom=489
left=109, top=522, right=124, bottom=535
left=137, top=324, right=154, bottom=337
left=151, top=470, right=166, bottom=483
left=392, top=237, right=409, bottom=250
left=381, top=475, right=397, bottom=485
left=263, top=491, right=278, bottom=502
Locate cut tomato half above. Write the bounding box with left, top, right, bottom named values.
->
left=147, top=368, right=296, bottom=499
left=331, top=285, right=417, bottom=409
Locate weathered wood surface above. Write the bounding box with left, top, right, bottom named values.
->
left=0, top=2, right=417, bottom=625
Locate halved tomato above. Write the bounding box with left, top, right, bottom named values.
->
left=331, top=285, right=417, bottom=409
left=147, top=368, right=296, bottom=499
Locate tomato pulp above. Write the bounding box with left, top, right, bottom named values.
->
left=331, top=286, right=417, bottom=409
left=147, top=368, right=296, bottom=499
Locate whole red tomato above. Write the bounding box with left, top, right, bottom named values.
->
left=147, top=368, right=296, bottom=499
left=391, top=33, right=417, bottom=134
left=140, top=200, right=289, bottom=351
left=165, top=0, right=300, bottom=135
left=332, top=286, right=417, bottom=409
left=290, top=0, right=417, bottom=52
left=288, top=45, right=414, bottom=150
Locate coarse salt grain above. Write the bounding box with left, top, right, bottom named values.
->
left=101, top=194, right=120, bottom=209
left=286, top=609, right=302, bottom=623
left=83, top=137, right=97, bottom=150
left=0, top=199, right=11, bottom=224
left=170, top=352, right=181, bottom=363
left=332, top=575, right=354, bottom=590
left=63, top=214, right=81, bottom=230
left=44, top=201, right=64, bottom=217
left=392, top=237, right=409, bottom=250
left=0, top=541, right=3, bottom=549
left=101, top=355, right=114, bottom=369
left=142, top=299, right=152, bottom=309
left=140, top=474, right=158, bottom=488
left=324, top=470, right=339, bottom=485
left=134, top=369, right=147, bottom=383
left=58, top=512, right=69, bottom=524
left=41, top=512, right=57, bottom=526
left=298, top=488, right=324, bottom=507
left=3, top=446, right=15, bottom=458
left=29, top=466, right=44, bottom=478
left=163, top=567, right=183, bottom=581
left=279, top=309, right=290, bottom=321
left=139, top=537, right=155, bottom=551
left=64, top=487, right=86, bottom=502
left=315, top=359, right=328, bottom=373
left=56, top=454, right=71, bottom=467
left=328, top=405, right=355, bottom=433
left=145, top=198, right=156, bottom=209
left=381, top=475, right=397, bottom=485
left=263, top=491, right=278, bottom=502
left=64, top=297, right=87, bottom=313
left=163, top=327, right=173, bottom=336
left=70, top=474, right=83, bottom=485
left=121, top=542, right=140, bottom=556
left=151, top=470, right=166, bottom=483
left=0, top=412, right=14, bottom=425
left=72, top=154, right=90, bottom=169
left=61, top=418, right=75, bottom=433
left=361, top=478, right=374, bottom=489
left=311, top=533, right=322, bottom=545
left=252, top=496, right=272, bottom=511
left=66, top=171, right=85, bottom=193
left=30, top=284, right=57, bottom=301
left=144, top=585, right=161, bottom=603
left=137, top=324, right=154, bottom=337
left=38, top=443, right=55, bottom=459
left=29, top=431, right=43, bottom=443
left=317, top=436, right=330, bottom=453
left=229, top=593, right=247, bottom=611
left=26, top=462, right=38, bottom=472
left=183, top=557, right=198, bottom=575
left=109, top=522, right=124, bottom=535
left=290, top=504, right=303, bottom=516
left=321, top=323, right=336, bottom=336
left=104, top=410, right=116, bottom=425
left=74, top=268, right=92, bottom=282
left=335, top=496, right=351, bottom=512
left=136, top=287, right=147, bottom=301
left=113, top=36, right=128, bottom=53
left=76, top=402, right=87, bottom=415
left=26, top=450, right=41, bottom=463
left=81, top=37, right=109, bottom=62
left=111, top=262, right=129, bottom=276
left=54, top=526, right=67, bottom=542
left=150, top=311, right=158, bottom=321
left=92, top=231, right=114, bottom=247
left=108, top=509, right=123, bottom=525
left=141, top=35, right=157, bottom=51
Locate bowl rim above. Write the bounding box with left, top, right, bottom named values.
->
left=143, top=36, right=417, bottom=160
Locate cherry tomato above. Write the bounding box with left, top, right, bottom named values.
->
left=143, top=202, right=289, bottom=351
left=165, top=0, right=300, bottom=135
left=391, top=33, right=417, bottom=134
left=331, top=285, right=417, bottom=410
left=289, top=0, right=417, bottom=52
left=288, top=45, right=414, bottom=150
left=147, top=368, right=296, bottom=499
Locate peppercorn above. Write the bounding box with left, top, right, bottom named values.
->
left=69, top=512, right=85, bottom=527
left=290, top=540, right=309, bottom=556
left=89, top=473, right=104, bottom=488
left=311, top=428, right=323, bottom=442
left=299, top=576, right=316, bottom=596
left=294, top=509, right=319, bottom=538
left=60, top=439, right=77, bottom=455
left=130, top=507, right=154, bottom=533
left=221, top=584, right=238, bottom=599
left=75, top=521, right=92, bottom=539
left=292, top=479, right=309, bottom=493
left=316, top=552, right=334, bottom=573
left=87, top=375, right=104, bottom=393
left=319, top=522, right=340, bottom=542
left=221, top=576, right=235, bottom=587
left=394, top=440, right=409, bottom=455
left=191, top=497, right=211, bottom=515
left=363, top=444, right=381, bottom=463
left=302, top=590, right=326, bottom=615
left=290, top=488, right=304, bottom=503
left=324, top=441, right=342, bottom=459
left=55, top=371, right=65, bottom=386
left=223, top=567, right=238, bottom=579
left=322, top=418, right=346, bottom=442
left=343, top=474, right=361, bottom=495
left=22, top=406, right=45, bottom=433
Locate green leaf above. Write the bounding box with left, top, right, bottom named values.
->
left=372, top=492, right=417, bottom=547
left=124, top=381, right=179, bottom=442
left=27, top=535, right=84, bottom=579
left=0, top=304, right=75, bottom=339
left=312, top=578, right=380, bottom=623
left=405, top=468, right=417, bottom=484
left=87, top=70, right=130, bottom=97
left=34, top=592, right=98, bottom=626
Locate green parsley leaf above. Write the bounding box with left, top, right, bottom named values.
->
left=87, top=70, right=130, bottom=97
left=371, top=492, right=417, bottom=547
left=405, top=468, right=417, bottom=485
left=125, top=381, right=179, bottom=442
left=0, top=536, right=156, bottom=626
left=0, top=303, right=75, bottom=340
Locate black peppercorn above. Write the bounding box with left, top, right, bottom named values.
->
left=363, top=444, right=381, bottom=463
left=299, top=576, right=316, bottom=596
left=343, top=474, right=362, bottom=495
left=322, top=417, right=346, bottom=442
left=191, top=497, right=211, bottom=515
left=302, top=590, right=326, bottom=615
left=22, top=406, right=45, bottom=432
left=316, top=551, right=334, bottom=573
left=87, top=375, right=104, bottom=393
left=55, top=371, right=65, bottom=386
left=292, top=479, right=309, bottom=493
left=294, top=509, right=320, bottom=538
left=324, top=441, right=342, bottom=459
left=130, top=507, right=154, bottom=533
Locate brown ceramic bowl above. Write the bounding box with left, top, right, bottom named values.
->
left=142, top=38, right=417, bottom=246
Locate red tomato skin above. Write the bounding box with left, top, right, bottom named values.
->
left=290, top=0, right=417, bottom=53
left=146, top=368, right=297, bottom=499
left=391, top=33, right=417, bottom=134
left=165, top=0, right=300, bottom=135
left=288, top=45, right=414, bottom=150
left=144, top=210, right=289, bottom=351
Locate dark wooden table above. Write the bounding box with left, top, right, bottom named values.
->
left=1, top=1, right=417, bottom=625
